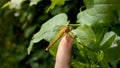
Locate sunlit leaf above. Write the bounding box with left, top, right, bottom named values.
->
left=103, top=36, right=120, bottom=62
left=72, top=60, right=89, bottom=68
left=27, top=13, right=69, bottom=54
left=72, top=25, right=96, bottom=46
left=77, top=0, right=120, bottom=26
left=32, top=13, right=68, bottom=43
left=83, top=0, right=93, bottom=9
left=93, top=25, right=108, bottom=50
left=46, top=0, right=65, bottom=12
left=97, top=50, right=104, bottom=62
left=28, top=41, right=34, bottom=55
left=100, top=31, right=116, bottom=49
left=1, top=1, right=11, bottom=9
left=49, top=40, right=59, bottom=56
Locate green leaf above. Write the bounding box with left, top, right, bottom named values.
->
left=100, top=31, right=116, bottom=49
left=83, top=0, right=93, bottom=8
left=72, top=25, right=96, bottom=46
left=49, top=40, right=60, bottom=56
left=72, top=38, right=88, bottom=64
left=27, top=13, right=69, bottom=55
left=46, top=0, right=65, bottom=12
left=103, top=36, right=120, bottom=61
left=75, top=0, right=120, bottom=67
left=28, top=41, right=34, bottom=55
left=1, top=1, right=11, bottom=9
left=32, top=13, right=68, bottom=43
left=77, top=8, right=98, bottom=26
left=97, top=50, right=104, bottom=62
left=93, top=25, right=108, bottom=51
left=72, top=60, right=89, bottom=68
left=77, top=0, right=120, bottom=26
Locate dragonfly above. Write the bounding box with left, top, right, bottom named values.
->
left=45, top=26, right=72, bottom=51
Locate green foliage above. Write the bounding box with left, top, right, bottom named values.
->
left=1, top=0, right=120, bottom=68
left=72, top=25, right=96, bottom=46
left=77, top=0, right=120, bottom=26
left=46, top=0, right=65, bottom=12
left=28, top=13, right=69, bottom=54
left=97, top=50, right=104, bottom=62
left=100, top=31, right=116, bottom=49
left=28, top=0, right=120, bottom=68
left=1, top=1, right=10, bottom=9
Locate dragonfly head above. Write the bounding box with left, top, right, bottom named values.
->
left=65, top=26, right=72, bottom=32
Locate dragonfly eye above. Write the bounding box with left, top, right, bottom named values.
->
left=65, top=26, right=72, bottom=32
left=68, top=26, right=72, bottom=31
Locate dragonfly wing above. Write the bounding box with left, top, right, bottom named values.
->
left=51, top=25, right=63, bottom=32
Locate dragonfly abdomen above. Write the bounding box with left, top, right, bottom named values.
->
left=45, top=26, right=72, bottom=51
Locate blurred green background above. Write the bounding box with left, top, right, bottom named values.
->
left=0, top=0, right=82, bottom=68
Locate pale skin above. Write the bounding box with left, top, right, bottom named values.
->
left=54, top=34, right=73, bottom=68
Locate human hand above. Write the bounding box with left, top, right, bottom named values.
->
left=54, top=34, right=73, bottom=68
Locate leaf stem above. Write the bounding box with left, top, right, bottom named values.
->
left=68, top=24, right=80, bottom=26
